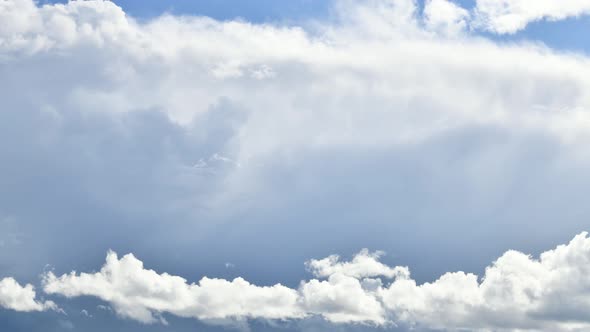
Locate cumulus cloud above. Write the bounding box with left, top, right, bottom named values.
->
left=0, top=278, right=55, bottom=312
left=40, top=232, right=590, bottom=331
left=473, top=0, right=590, bottom=34
left=42, top=251, right=303, bottom=324
left=305, top=249, right=409, bottom=279
left=379, top=231, right=590, bottom=331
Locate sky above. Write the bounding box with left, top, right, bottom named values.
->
left=42, top=0, right=335, bottom=23
left=1, top=0, right=590, bottom=331
left=42, top=0, right=590, bottom=53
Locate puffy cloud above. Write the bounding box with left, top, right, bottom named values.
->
left=39, top=250, right=395, bottom=326
left=473, top=0, right=590, bottom=34
left=299, top=273, right=387, bottom=325
left=0, top=0, right=133, bottom=53
left=42, top=232, right=590, bottom=331
left=0, top=278, right=56, bottom=312
left=380, top=232, right=590, bottom=330
left=305, top=249, right=409, bottom=279
left=42, top=251, right=303, bottom=324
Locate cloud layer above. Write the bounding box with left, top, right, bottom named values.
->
left=39, top=232, right=590, bottom=331
left=1, top=0, right=590, bottom=330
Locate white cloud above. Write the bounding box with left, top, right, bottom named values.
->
left=380, top=231, right=590, bottom=330
left=305, top=249, right=409, bottom=279
left=0, top=0, right=133, bottom=53
left=38, top=250, right=394, bottom=326
left=423, top=0, right=470, bottom=35
left=2, top=0, right=590, bottom=169
left=0, top=277, right=56, bottom=312
left=41, top=232, right=590, bottom=331
left=299, top=273, right=387, bottom=325
left=43, top=251, right=303, bottom=324
left=473, top=0, right=590, bottom=34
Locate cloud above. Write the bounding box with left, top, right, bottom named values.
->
left=42, top=251, right=304, bottom=324
left=1, top=1, right=590, bottom=330
left=473, top=0, right=590, bottom=34
left=41, top=232, right=590, bottom=331
left=423, top=0, right=470, bottom=35
left=380, top=231, right=590, bottom=331
left=0, top=278, right=56, bottom=312
left=305, top=249, right=409, bottom=279
left=423, top=0, right=590, bottom=35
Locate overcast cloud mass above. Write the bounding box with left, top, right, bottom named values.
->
left=1, top=0, right=590, bottom=331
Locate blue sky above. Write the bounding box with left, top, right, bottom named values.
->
left=2, top=0, right=590, bottom=331
left=43, top=0, right=336, bottom=22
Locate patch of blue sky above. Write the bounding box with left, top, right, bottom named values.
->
left=506, top=15, right=590, bottom=55
left=40, top=0, right=335, bottom=23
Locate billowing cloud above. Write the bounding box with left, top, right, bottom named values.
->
left=42, top=251, right=302, bottom=324
left=42, top=232, right=590, bottom=331
left=0, top=278, right=55, bottom=312
left=380, top=231, right=590, bottom=331
left=473, top=0, right=590, bottom=34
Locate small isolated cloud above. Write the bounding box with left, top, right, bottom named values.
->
left=42, top=232, right=590, bottom=331
left=305, top=249, right=409, bottom=280
left=80, top=309, right=92, bottom=318
left=97, top=304, right=112, bottom=312
left=0, top=278, right=56, bottom=312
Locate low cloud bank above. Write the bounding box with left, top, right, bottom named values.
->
left=41, top=232, right=590, bottom=331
